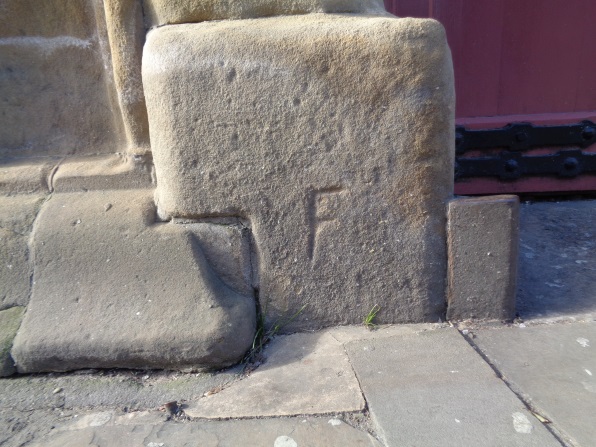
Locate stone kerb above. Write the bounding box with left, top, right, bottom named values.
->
left=143, top=14, right=455, bottom=330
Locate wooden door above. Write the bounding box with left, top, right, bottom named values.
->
left=384, top=0, right=596, bottom=194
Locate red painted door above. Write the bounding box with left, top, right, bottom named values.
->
left=384, top=0, right=596, bottom=194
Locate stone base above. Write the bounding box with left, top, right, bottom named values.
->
left=447, top=195, right=520, bottom=321
left=143, top=14, right=455, bottom=330
left=11, top=190, right=256, bottom=372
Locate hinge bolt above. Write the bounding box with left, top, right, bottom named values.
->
left=505, top=159, right=519, bottom=172
left=582, top=126, right=595, bottom=141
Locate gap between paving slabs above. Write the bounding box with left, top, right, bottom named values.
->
left=464, top=320, right=596, bottom=447
left=454, top=320, right=574, bottom=447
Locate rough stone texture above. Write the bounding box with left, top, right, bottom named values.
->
left=143, top=0, right=388, bottom=27
left=473, top=322, right=596, bottom=447
left=0, top=194, right=46, bottom=310
left=0, top=0, right=125, bottom=159
left=29, top=415, right=382, bottom=447
left=0, top=306, right=25, bottom=377
left=103, top=0, right=150, bottom=155
left=181, top=220, right=255, bottom=297
left=0, top=160, right=55, bottom=195
left=185, top=332, right=365, bottom=419
left=345, top=328, right=561, bottom=447
left=143, top=15, right=455, bottom=330
left=447, top=195, right=519, bottom=321
left=517, top=200, right=596, bottom=320
left=11, top=190, right=256, bottom=372
left=51, top=154, right=153, bottom=192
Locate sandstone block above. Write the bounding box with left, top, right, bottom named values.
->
left=447, top=195, right=520, bottom=321
left=143, top=15, right=455, bottom=329
left=0, top=194, right=46, bottom=310
left=11, top=190, right=256, bottom=372
left=51, top=154, right=153, bottom=192
left=143, top=0, right=388, bottom=27
left=0, top=160, right=55, bottom=195
left=103, top=0, right=151, bottom=154
left=0, top=306, right=25, bottom=377
left=0, top=0, right=124, bottom=158
left=181, top=220, right=255, bottom=297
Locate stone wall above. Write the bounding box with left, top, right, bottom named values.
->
left=1, top=0, right=465, bottom=374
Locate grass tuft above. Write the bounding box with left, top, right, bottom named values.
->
left=243, top=304, right=307, bottom=368
left=363, top=304, right=380, bottom=330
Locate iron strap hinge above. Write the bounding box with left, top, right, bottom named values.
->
left=456, top=120, right=596, bottom=155
left=455, top=120, right=596, bottom=181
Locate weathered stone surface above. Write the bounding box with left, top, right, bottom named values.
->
left=0, top=194, right=46, bottom=309
left=0, top=0, right=124, bottom=158
left=11, top=190, right=256, bottom=372
left=345, top=329, right=560, bottom=447
left=186, top=332, right=365, bottom=419
left=143, top=15, right=455, bottom=330
left=447, top=195, right=519, bottom=321
left=143, top=0, right=388, bottom=27
left=0, top=160, right=55, bottom=195
left=51, top=154, right=153, bottom=192
left=103, top=0, right=150, bottom=155
left=0, top=306, right=25, bottom=377
left=474, top=322, right=596, bottom=447
left=182, top=220, right=255, bottom=297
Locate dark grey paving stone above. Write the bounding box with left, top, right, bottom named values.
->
left=517, top=200, right=596, bottom=320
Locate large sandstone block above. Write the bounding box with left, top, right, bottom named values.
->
left=143, top=0, right=387, bottom=27
left=11, top=190, right=256, bottom=372
left=143, top=15, right=455, bottom=329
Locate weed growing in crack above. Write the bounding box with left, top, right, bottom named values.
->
left=363, top=304, right=380, bottom=330
left=242, top=304, right=307, bottom=370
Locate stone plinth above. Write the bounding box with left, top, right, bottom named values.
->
left=11, top=190, right=256, bottom=372
left=143, top=14, right=455, bottom=330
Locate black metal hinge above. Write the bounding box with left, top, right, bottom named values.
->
left=455, top=120, right=596, bottom=180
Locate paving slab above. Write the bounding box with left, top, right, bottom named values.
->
left=345, top=328, right=560, bottom=447
left=473, top=321, right=596, bottom=447
left=185, top=332, right=365, bottom=419
left=517, top=200, right=596, bottom=320
left=0, top=367, right=241, bottom=412
left=28, top=412, right=382, bottom=447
